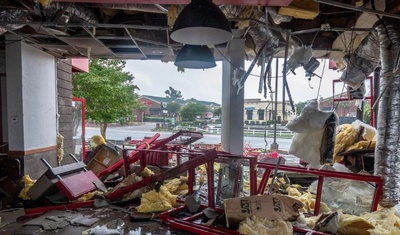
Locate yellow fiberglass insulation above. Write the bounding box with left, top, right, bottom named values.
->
left=333, top=120, right=377, bottom=163
left=74, top=192, right=95, bottom=202
left=141, top=167, right=155, bottom=177
left=19, top=175, right=36, bottom=200
left=163, top=178, right=188, bottom=195
left=90, top=134, right=106, bottom=147
left=360, top=208, right=400, bottom=235
left=333, top=124, right=358, bottom=162
left=173, top=183, right=188, bottom=195
left=57, top=133, right=64, bottom=163
left=136, top=185, right=177, bottom=213
left=238, top=215, right=293, bottom=235
left=307, top=208, right=400, bottom=235
left=347, top=140, right=376, bottom=152
left=291, top=191, right=330, bottom=214
left=337, top=214, right=375, bottom=235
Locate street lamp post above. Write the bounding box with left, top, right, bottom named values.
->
left=163, top=110, right=167, bottom=125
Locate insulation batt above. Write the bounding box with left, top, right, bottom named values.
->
left=19, top=175, right=36, bottom=200
left=285, top=45, right=313, bottom=74
left=238, top=216, right=292, bottom=235
left=308, top=208, right=400, bottom=235
left=333, top=120, right=376, bottom=163
left=136, top=185, right=177, bottom=213
left=374, top=22, right=400, bottom=207
left=286, top=100, right=337, bottom=168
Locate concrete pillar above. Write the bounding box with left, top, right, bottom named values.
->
left=221, top=32, right=245, bottom=155
left=0, top=50, right=7, bottom=150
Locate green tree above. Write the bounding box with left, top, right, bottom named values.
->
left=338, top=101, right=351, bottom=108
left=167, top=101, right=181, bottom=118
left=213, top=107, right=222, bottom=117
left=363, top=101, right=371, bottom=124
left=179, top=103, right=208, bottom=122
left=295, top=102, right=307, bottom=115
left=73, top=59, right=140, bottom=138
left=165, top=86, right=183, bottom=99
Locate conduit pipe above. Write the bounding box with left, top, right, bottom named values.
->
left=374, top=23, right=400, bottom=207
left=339, top=28, right=380, bottom=89
left=340, top=20, right=400, bottom=207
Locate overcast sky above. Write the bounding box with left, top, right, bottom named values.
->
left=125, top=58, right=343, bottom=104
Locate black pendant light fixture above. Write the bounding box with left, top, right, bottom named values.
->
left=171, top=0, right=233, bottom=45
left=174, top=45, right=216, bottom=69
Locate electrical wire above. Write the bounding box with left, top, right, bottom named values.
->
left=311, top=30, right=321, bottom=46
left=291, top=35, right=304, bottom=46
left=333, top=82, right=347, bottom=111
left=315, top=57, right=328, bottom=99
left=319, top=10, right=355, bottom=15
left=215, top=46, right=280, bottom=79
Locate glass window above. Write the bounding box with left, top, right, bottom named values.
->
left=246, top=110, right=253, bottom=120
left=257, top=109, right=264, bottom=120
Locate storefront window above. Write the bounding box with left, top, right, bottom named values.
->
left=257, top=109, right=264, bottom=120
left=72, top=97, right=86, bottom=161
left=246, top=110, right=253, bottom=120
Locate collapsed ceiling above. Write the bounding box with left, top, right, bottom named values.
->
left=0, top=0, right=399, bottom=67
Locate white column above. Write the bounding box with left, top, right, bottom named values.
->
left=0, top=51, right=7, bottom=143
left=6, top=36, right=57, bottom=152
left=221, top=33, right=245, bottom=155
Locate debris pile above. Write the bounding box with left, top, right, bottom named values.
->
left=333, top=120, right=377, bottom=172
left=0, top=130, right=398, bottom=235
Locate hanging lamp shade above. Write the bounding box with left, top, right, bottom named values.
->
left=174, top=45, right=216, bottom=69
left=171, top=0, right=233, bottom=45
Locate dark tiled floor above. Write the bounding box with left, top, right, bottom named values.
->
left=1, top=207, right=177, bottom=235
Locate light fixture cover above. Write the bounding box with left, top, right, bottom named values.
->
left=171, top=0, right=233, bottom=45
left=174, top=45, right=216, bottom=69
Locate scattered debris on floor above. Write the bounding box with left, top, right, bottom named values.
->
left=0, top=208, right=25, bottom=228
left=1, top=131, right=399, bottom=235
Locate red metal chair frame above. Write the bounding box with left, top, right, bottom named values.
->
left=159, top=153, right=257, bottom=235
left=257, top=163, right=383, bottom=215
left=96, top=133, right=160, bottom=178
left=160, top=158, right=383, bottom=235
left=105, top=149, right=218, bottom=201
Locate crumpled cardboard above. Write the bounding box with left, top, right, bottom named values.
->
left=224, top=194, right=304, bottom=228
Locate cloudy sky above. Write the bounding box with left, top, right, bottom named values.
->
left=124, top=58, right=343, bottom=104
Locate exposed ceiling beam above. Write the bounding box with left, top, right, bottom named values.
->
left=4, top=26, right=65, bottom=57
left=317, top=0, right=400, bottom=20
left=97, top=35, right=172, bottom=47
left=0, top=21, right=169, bottom=31
left=124, top=27, right=147, bottom=59
left=290, top=27, right=373, bottom=35
left=82, top=26, right=118, bottom=57
left=52, top=0, right=293, bottom=7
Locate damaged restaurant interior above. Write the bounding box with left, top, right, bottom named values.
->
left=1, top=0, right=400, bottom=234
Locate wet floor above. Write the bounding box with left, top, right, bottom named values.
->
left=1, top=207, right=183, bottom=235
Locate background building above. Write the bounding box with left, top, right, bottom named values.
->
left=244, top=98, right=296, bottom=125
left=135, top=95, right=221, bottom=122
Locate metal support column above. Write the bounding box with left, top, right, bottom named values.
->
left=221, top=31, right=245, bottom=155
left=271, top=58, right=279, bottom=150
